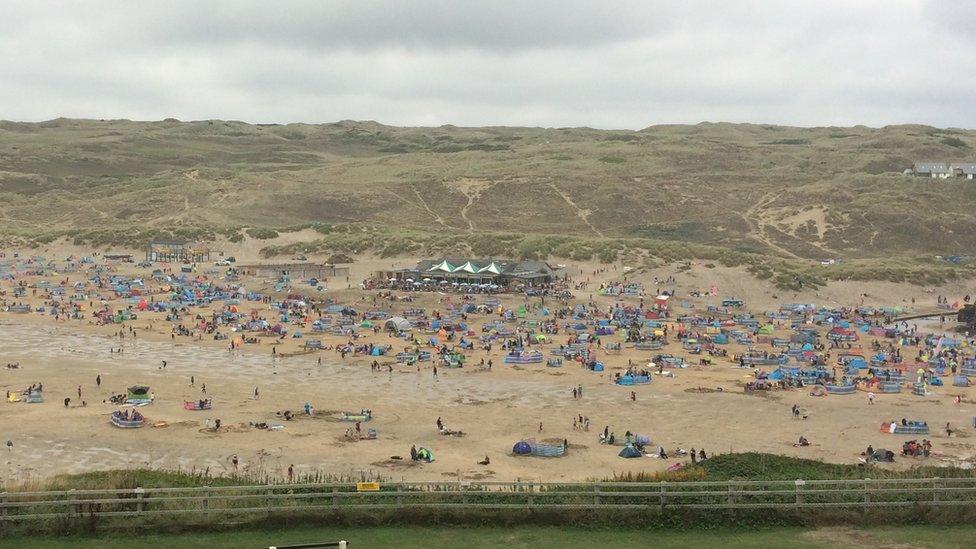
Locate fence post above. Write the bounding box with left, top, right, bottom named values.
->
left=863, top=478, right=871, bottom=506
left=594, top=484, right=601, bottom=507
left=332, top=485, right=339, bottom=509
left=68, top=489, right=77, bottom=519
left=932, top=477, right=940, bottom=505
left=659, top=481, right=667, bottom=511
left=267, top=484, right=274, bottom=518
left=794, top=480, right=805, bottom=506
left=728, top=481, right=735, bottom=506
left=527, top=483, right=535, bottom=506
left=135, top=487, right=145, bottom=514
left=202, top=485, right=210, bottom=519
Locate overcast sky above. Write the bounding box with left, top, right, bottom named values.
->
left=2, top=1, right=975, bottom=129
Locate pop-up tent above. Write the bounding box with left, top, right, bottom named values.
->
left=618, top=445, right=643, bottom=458
left=385, top=316, right=411, bottom=332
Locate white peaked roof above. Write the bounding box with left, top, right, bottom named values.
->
left=428, top=260, right=455, bottom=273
left=478, top=262, right=502, bottom=274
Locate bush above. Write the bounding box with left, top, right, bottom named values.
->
left=245, top=228, right=280, bottom=240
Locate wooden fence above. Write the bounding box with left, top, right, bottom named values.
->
left=3, top=477, right=976, bottom=522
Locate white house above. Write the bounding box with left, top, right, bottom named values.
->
left=913, top=162, right=951, bottom=178
left=950, top=163, right=976, bottom=180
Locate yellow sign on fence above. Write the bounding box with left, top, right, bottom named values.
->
left=356, top=482, right=380, bottom=492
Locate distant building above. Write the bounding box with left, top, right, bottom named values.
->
left=145, top=241, right=211, bottom=262
left=377, top=258, right=558, bottom=287
left=236, top=262, right=349, bottom=279
left=912, top=162, right=951, bottom=179
left=950, top=163, right=976, bottom=180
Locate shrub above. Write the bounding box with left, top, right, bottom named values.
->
left=246, top=228, right=280, bottom=240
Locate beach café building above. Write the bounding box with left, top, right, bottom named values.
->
left=381, top=259, right=557, bottom=287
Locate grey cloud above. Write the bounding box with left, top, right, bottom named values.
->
left=1, top=1, right=974, bottom=128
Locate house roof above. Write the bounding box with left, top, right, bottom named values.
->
left=950, top=163, right=976, bottom=174
left=914, top=162, right=949, bottom=174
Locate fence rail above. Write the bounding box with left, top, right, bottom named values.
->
left=2, top=478, right=976, bottom=522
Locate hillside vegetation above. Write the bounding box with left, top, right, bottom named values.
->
left=2, top=118, right=975, bottom=262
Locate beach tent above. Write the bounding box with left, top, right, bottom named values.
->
left=618, top=445, right=643, bottom=458
left=385, top=317, right=412, bottom=332
left=513, top=441, right=532, bottom=455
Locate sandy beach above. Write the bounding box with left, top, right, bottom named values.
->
left=2, top=242, right=976, bottom=486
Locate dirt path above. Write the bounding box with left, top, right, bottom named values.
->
left=411, top=187, right=448, bottom=228
left=452, top=178, right=494, bottom=232
left=741, top=191, right=800, bottom=259
left=548, top=181, right=604, bottom=237
left=387, top=186, right=448, bottom=228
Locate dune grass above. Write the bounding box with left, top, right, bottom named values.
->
left=3, top=119, right=976, bottom=263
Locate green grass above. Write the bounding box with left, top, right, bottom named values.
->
left=11, top=453, right=973, bottom=493
left=4, top=525, right=975, bottom=548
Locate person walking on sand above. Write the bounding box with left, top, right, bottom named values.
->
left=288, top=464, right=294, bottom=482
left=77, top=385, right=82, bottom=399
left=190, top=376, right=194, bottom=387
left=232, top=455, right=239, bottom=471
left=868, top=391, right=875, bottom=405
left=253, top=387, right=259, bottom=399
left=201, top=383, right=207, bottom=395
left=95, top=374, right=101, bottom=388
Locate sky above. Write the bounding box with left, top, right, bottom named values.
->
left=2, top=1, right=975, bottom=129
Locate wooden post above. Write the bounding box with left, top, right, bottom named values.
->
left=594, top=484, right=601, bottom=506
left=728, top=482, right=735, bottom=506
left=659, top=481, right=667, bottom=511
left=135, top=487, right=145, bottom=514
left=202, top=486, right=210, bottom=518
left=932, top=477, right=940, bottom=505
left=863, top=478, right=871, bottom=506
left=68, top=489, right=77, bottom=519
left=332, top=485, right=339, bottom=509
left=794, top=479, right=805, bottom=506
left=527, top=483, right=535, bottom=506
left=267, top=484, right=274, bottom=518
